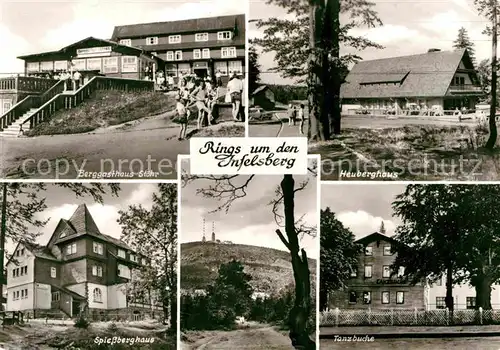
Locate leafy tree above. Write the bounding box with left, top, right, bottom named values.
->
left=182, top=163, right=317, bottom=350
left=0, top=183, right=120, bottom=308
left=118, top=184, right=177, bottom=331
left=251, top=0, right=382, bottom=140
left=474, top=0, right=499, bottom=148
left=392, top=185, right=474, bottom=316
left=207, top=260, right=253, bottom=322
left=453, top=27, right=477, bottom=66
left=478, top=58, right=492, bottom=97
left=319, top=208, right=361, bottom=311
left=249, top=45, right=261, bottom=94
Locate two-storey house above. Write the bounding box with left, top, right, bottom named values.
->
left=111, top=14, right=245, bottom=83
left=5, top=204, right=159, bottom=320
left=328, top=232, right=425, bottom=310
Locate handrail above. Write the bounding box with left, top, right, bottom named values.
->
left=24, top=76, right=154, bottom=129
left=0, top=79, right=65, bottom=130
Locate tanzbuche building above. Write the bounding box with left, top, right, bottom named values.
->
left=328, top=232, right=425, bottom=310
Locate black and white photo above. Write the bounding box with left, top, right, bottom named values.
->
left=248, top=0, right=500, bottom=181
left=320, top=183, right=500, bottom=349
left=0, top=0, right=246, bottom=179
left=179, top=157, right=318, bottom=349
left=0, top=182, right=177, bottom=349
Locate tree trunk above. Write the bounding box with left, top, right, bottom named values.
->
left=328, top=0, right=341, bottom=135
left=319, top=286, right=328, bottom=311
left=279, top=175, right=315, bottom=350
left=445, top=264, right=454, bottom=323
left=474, top=275, right=492, bottom=310
left=307, top=0, right=328, bottom=142
left=487, top=1, right=498, bottom=149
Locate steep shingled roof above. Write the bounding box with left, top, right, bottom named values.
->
left=21, top=241, right=59, bottom=262
left=111, top=14, right=245, bottom=40
left=68, top=204, right=101, bottom=235
left=340, top=49, right=477, bottom=99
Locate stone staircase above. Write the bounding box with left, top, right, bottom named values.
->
left=0, top=108, right=38, bottom=138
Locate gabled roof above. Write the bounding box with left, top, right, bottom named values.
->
left=111, top=14, right=245, bottom=40
left=6, top=241, right=59, bottom=266
left=17, top=36, right=146, bottom=61
left=355, top=232, right=399, bottom=246
left=48, top=204, right=133, bottom=251
left=341, top=49, right=479, bottom=99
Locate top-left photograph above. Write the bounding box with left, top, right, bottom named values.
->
left=0, top=0, right=246, bottom=179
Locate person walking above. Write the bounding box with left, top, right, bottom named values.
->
left=190, top=80, right=213, bottom=129
left=297, top=103, right=305, bottom=135
left=172, top=95, right=191, bottom=140
left=288, top=104, right=297, bottom=126
left=226, top=72, right=243, bottom=121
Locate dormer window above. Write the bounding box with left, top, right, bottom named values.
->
left=130, top=254, right=137, bottom=262
left=118, top=249, right=126, bottom=258
left=146, top=37, right=158, bottom=45
left=218, top=31, right=232, bottom=40
left=168, top=35, right=181, bottom=44
left=195, top=33, right=208, bottom=42
left=119, top=39, right=132, bottom=46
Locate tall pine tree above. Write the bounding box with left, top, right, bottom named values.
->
left=249, top=45, right=261, bottom=95
left=452, top=27, right=476, bottom=67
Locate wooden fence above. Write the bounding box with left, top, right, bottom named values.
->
left=320, top=308, right=500, bottom=327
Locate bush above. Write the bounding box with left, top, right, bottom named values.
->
left=74, top=316, right=90, bottom=329
left=107, top=321, right=118, bottom=332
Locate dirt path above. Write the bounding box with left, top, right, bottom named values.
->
left=1, top=116, right=242, bottom=179
left=182, top=325, right=294, bottom=350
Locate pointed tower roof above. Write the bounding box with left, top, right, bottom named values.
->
left=68, top=204, right=101, bottom=234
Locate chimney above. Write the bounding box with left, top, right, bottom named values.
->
left=427, top=48, right=441, bottom=53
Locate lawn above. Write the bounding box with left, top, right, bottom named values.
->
left=27, top=91, right=176, bottom=136
left=312, top=122, right=500, bottom=181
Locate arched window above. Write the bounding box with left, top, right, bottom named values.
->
left=93, top=288, right=102, bottom=302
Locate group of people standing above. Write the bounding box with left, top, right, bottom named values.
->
left=287, top=103, right=306, bottom=135
left=172, top=71, right=244, bottom=140
left=56, top=70, right=83, bottom=91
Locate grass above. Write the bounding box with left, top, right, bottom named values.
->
left=27, top=91, right=175, bottom=136
left=312, top=120, right=500, bottom=181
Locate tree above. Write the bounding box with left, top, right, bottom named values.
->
left=182, top=164, right=317, bottom=350
left=475, top=0, right=499, bottom=148
left=0, top=183, right=120, bottom=308
left=379, top=221, right=386, bottom=234
left=319, top=208, right=361, bottom=311
left=478, top=58, right=492, bottom=97
left=118, top=184, right=177, bottom=332
left=391, top=185, right=471, bottom=315
left=453, top=27, right=476, bottom=66
left=251, top=0, right=382, bottom=140
left=249, top=45, right=261, bottom=94
left=207, top=260, right=253, bottom=322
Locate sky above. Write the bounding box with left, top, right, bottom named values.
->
left=249, top=0, right=492, bottom=84
left=321, top=184, right=406, bottom=240
left=6, top=182, right=159, bottom=255
left=180, top=159, right=318, bottom=258
left=0, top=0, right=246, bottom=76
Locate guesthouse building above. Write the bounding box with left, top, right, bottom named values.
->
left=17, top=37, right=159, bottom=81
left=5, top=204, right=161, bottom=320
left=111, top=14, right=246, bottom=83
left=328, top=232, right=425, bottom=310
left=340, top=49, right=483, bottom=115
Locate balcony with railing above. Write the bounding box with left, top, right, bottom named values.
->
left=0, top=75, right=55, bottom=93
left=448, top=84, right=483, bottom=93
